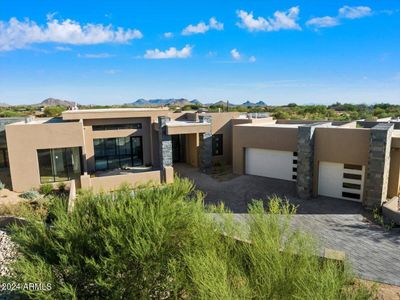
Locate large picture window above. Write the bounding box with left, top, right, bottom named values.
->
left=212, top=134, right=223, bottom=156
left=37, top=147, right=82, bottom=183
left=93, top=137, right=143, bottom=171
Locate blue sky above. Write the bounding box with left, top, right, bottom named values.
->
left=0, top=0, right=399, bottom=105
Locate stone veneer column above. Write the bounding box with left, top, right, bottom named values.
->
left=296, top=124, right=317, bottom=199
left=198, top=115, right=212, bottom=173
left=158, top=116, right=172, bottom=182
left=364, top=123, right=394, bottom=209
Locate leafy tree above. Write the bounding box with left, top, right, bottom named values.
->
left=43, top=106, right=66, bottom=117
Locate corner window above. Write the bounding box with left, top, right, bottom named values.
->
left=212, top=134, right=223, bottom=156
left=37, top=147, right=82, bottom=183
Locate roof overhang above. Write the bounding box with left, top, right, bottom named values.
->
left=165, top=121, right=211, bottom=135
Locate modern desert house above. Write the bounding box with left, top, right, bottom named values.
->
left=2, top=108, right=400, bottom=209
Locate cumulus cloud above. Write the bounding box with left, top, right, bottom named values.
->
left=236, top=7, right=301, bottom=32
left=338, top=6, right=372, bottom=19
left=230, top=48, right=241, bottom=60
left=0, top=16, right=143, bottom=51
left=163, top=32, right=173, bottom=38
left=144, top=44, right=192, bottom=59
left=306, top=16, right=340, bottom=28
left=181, top=17, right=223, bottom=35
left=248, top=56, right=256, bottom=63
left=307, top=6, right=372, bottom=29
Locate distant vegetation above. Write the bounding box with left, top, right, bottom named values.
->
left=1, top=99, right=400, bottom=121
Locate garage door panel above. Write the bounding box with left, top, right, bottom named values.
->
left=318, top=161, right=364, bottom=202
left=245, top=148, right=295, bottom=181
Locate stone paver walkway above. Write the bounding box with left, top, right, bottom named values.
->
left=175, top=163, right=400, bottom=286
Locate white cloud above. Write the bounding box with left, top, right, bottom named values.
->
left=248, top=56, right=256, bottom=63
left=163, top=32, right=173, bottom=38
left=181, top=17, right=223, bottom=35
left=338, top=6, right=372, bottom=19
left=230, top=48, right=241, bottom=60
left=78, top=53, right=113, bottom=58
left=236, top=7, right=301, bottom=32
left=144, top=44, right=192, bottom=59
left=306, top=6, right=372, bottom=30
left=0, top=16, right=143, bottom=51
left=306, top=16, right=340, bottom=28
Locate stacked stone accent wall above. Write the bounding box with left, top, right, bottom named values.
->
left=198, top=115, right=212, bottom=173
left=158, top=116, right=172, bottom=182
left=364, top=123, right=394, bottom=208
left=296, top=122, right=331, bottom=199
left=296, top=124, right=317, bottom=199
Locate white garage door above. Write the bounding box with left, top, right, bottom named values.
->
left=318, top=161, right=364, bottom=202
left=245, top=148, right=297, bottom=181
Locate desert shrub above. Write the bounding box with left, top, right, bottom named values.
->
left=0, top=180, right=5, bottom=190
left=3, top=179, right=373, bottom=299
left=0, top=198, right=50, bottom=219
left=56, top=182, right=67, bottom=193
left=20, top=190, right=39, bottom=200
left=39, top=183, right=53, bottom=195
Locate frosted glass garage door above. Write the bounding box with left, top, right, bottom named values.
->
left=318, top=161, right=364, bottom=202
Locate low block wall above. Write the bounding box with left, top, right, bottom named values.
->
left=80, top=170, right=163, bottom=193
left=382, top=197, right=400, bottom=225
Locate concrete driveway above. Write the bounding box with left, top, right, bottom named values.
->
left=175, top=163, right=400, bottom=286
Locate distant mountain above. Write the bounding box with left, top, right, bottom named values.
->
left=131, top=98, right=201, bottom=107
left=241, top=101, right=267, bottom=107
left=210, top=101, right=236, bottom=107
left=190, top=99, right=202, bottom=105
left=39, top=98, right=76, bottom=107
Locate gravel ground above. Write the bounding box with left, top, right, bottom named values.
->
left=0, top=230, right=17, bottom=277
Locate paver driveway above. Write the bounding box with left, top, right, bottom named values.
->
left=175, top=163, right=400, bottom=286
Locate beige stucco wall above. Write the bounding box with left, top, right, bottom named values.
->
left=6, top=121, right=85, bottom=192
left=206, top=112, right=241, bottom=165
left=80, top=170, right=161, bottom=193
left=313, top=127, right=370, bottom=198
left=232, top=124, right=298, bottom=174
left=185, top=133, right=199, bottom=167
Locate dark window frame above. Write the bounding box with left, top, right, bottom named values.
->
left=92, top=123, right=142, bottom=131
left=94, top=136, right=143, bottom=171
left=37, top=147, right=82, bottom=183
left=212, top=134, right=223, bottom=156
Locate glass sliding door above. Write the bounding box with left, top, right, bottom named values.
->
left=131, top=136, right=143, bottom=166
left=93, top=136, right=143, bottom=171
left=37, top=147, right=82, bottom=183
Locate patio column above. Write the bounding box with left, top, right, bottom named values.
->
left=364, top=123, right=394, bottom=209
left=158, top=116, right=172, bottom=182
left=198, top=115, right=212, bottom=173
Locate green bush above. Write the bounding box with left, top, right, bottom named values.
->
left=57, top=182, right=67, bottom=193
left=20, top=190, right=39, bottom=200
left=39, top=183, right=53, bottom=195
left=4, top=179, right=373, bottom=299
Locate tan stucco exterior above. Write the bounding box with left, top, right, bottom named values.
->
left=6, top=120, right=85, bottom=192
left=313, top=127, right=370, bottom=198
left=233, top=123, right=298, bottom=174
left=4, top=108, right=400, bottom=203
